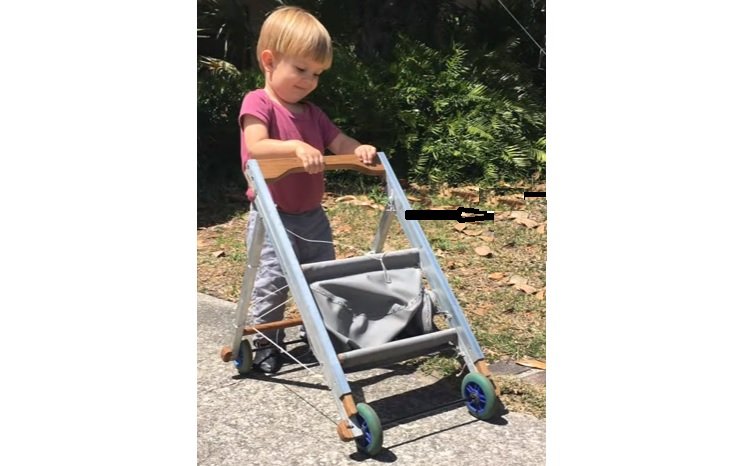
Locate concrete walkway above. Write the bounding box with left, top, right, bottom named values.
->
left=198, top=293, right=545, bottom=465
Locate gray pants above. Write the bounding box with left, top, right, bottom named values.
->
left=245, top=205, right=335, bottom=344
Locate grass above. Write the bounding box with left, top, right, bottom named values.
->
left=197, top=179, right=546, bottom=417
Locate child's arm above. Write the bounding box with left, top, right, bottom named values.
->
left=328, top=133, right=377, bottom=165
left=242, top=115, right=325, bottom=174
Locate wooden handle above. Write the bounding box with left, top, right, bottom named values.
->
left=252, top=154, right=385, bottom=183
left=242, top=317, right=304, bottom=336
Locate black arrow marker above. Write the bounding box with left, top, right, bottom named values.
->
left=405, top=206, right=494, bottom=223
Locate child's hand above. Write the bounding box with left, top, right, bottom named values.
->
left=294, top=141, right=325, bottom=174
left=354, top=145, right=377, bottom=165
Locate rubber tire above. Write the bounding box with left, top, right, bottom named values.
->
left=354, top=402, right=383, bottom=456
left=461, top=372, right=499, bottom=420
left=234, top=339, right=254, bottom=375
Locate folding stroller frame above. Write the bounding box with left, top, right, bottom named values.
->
left=220, top=152, right=501, bottom=456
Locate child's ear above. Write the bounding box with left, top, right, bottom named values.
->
left=260, top=50, right=275, bottom=72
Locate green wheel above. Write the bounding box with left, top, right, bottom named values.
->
left=354, top=402, right=383, bottom=456
left=233, top=339, right=254, bottom=375
left=461, top=372, right=499, bottom=420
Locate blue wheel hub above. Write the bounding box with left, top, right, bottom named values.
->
left=465, top=381, right=487, bottom=415
left=233, top=349, right=243, bottom=368
left=356, top=414, right=372, bottom=447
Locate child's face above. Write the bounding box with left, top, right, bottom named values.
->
left=265, top=54, right=327, bottom=104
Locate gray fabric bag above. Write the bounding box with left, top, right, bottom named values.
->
left=301, top=249, right=437, bottom=352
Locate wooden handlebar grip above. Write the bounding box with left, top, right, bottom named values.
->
left=254, top=154, right=385, bottom=183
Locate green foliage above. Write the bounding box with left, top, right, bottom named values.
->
left=314, top=38, right=546, bottom=188
left=197, top=0, right=254, bottom=70
left=196, top=1, right=546, bottom=198
left=388, top=37, right=546, bottom=186
left=197, top=70, right=263, bottom=196
left=313, top=45, right=398, bottom=152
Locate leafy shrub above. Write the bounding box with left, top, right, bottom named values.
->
left=197, top=66, right=263, bottom=198
left=388, top=36, right=545, bottom=186
left=197, top=37, right=545, bottom=199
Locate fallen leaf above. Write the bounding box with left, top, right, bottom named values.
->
left=508, top=275, right=528, bottom=286
left=515, top=218, right=539, bottom=228
left=470, top=305, right=489, bottom=316
left=494, top=197, right=525, bottom=208
left=474, top=246, right=492, bottom=257
left=453, top=223, right=468, bottom=232
left=514, top=283, right=537, bottom=294
left=451, top=186, right=479, bottom=193
left=447, top=187, right=479, bottom=202
left=536, top=223, right=546, bottom=234
left=336, top=225, right=352, bottom=234
left=197, top=238, right=209, bottom=249
left=535, top=288, right=546, bottom=300
left=509, top=211, right=529, bottom=220
left=212, top=250, right=225, bottom=258
left=494, top=211, right=511, bottom=221
left=432, top=205, right=458, bottom=210
left=435, top=249, right=446, bottom=257
left=409, top=183, right=430, bottom=194
left=480, top=235, right=494, bottom=242
left=463, top=229, right=483, bottom=237
left=516, top=358, right=546, bottom=370
left=335, top=195, right=357, bottom=203
left=488, top=272, right=506, bottom=281
left=407, top=195, right=420, bottom=202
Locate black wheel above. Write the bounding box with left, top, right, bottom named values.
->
left=461, top=372, right=499, bottom=420
left=354, top=402, right=383, bottom=456
left=233, top=339, right=254, bottom=375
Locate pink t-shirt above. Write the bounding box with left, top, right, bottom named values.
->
left=238, top=89, right=340, bottom=214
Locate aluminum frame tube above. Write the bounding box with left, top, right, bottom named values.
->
left=230, top=214, right=266, bottom=357
left=338, top=328, right=458, bottom=371
left=376, top=152, right=486, bottom=371
left=369, top=165, right=395, bottom=253
left=246, top=160, right=355, bottom=418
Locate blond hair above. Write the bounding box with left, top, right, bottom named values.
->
left=256, top=6, right=333, bottom=70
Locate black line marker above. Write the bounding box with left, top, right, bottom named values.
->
left=405, top=207, right=494, bottom=223
left=523, top=191, right=546, bottom=198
